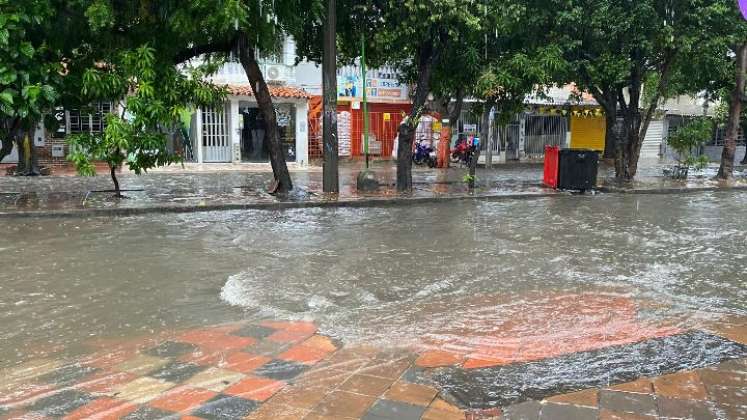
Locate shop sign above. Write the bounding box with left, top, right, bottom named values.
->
left=338, top=74, right=407, bottom=99
left=464, top=123, right=478, bottom=133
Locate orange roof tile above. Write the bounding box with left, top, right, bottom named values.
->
left=226, top=84, right=311, bottom=99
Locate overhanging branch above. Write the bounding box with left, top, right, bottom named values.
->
left=173, top=38, right=235, bottom=64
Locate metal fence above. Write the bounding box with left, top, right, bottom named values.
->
left=463, top=112, right=565, bottom=159
left=308, top=110, right=571, bottom=160
left=524, top=115, right=567, bottom=157
left=309, top=111, right=438, bottom=159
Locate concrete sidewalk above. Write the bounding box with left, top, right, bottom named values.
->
left=0, top=161, right=745, bottom=217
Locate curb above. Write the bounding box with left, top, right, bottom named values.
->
left=1, top=186, right=746, bottom=219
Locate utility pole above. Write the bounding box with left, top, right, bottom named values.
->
left=322, top=0, right=339, bottom=192
left=361, top=34, right=369, bottom=169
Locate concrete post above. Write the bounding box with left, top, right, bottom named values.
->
left=296, top=100, right=309, bottom=166
left=229, top=99, right=241, bottom=163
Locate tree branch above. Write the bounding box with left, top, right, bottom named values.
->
left=447, top=87, right=465, bottom=123
left=173, top=38, right=235, bottom=64
left=590, top=87, right=611, bottom=112
left=639, top=51, right=675, bottom=139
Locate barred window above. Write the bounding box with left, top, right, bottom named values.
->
left=68, top=102, right=113, bottom=134
left=711, top=126, right=745, bottom=146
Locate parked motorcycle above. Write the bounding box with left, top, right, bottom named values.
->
left=451, top=136, right=477, bottom=167
left=412, top=140, right=438, bottom=168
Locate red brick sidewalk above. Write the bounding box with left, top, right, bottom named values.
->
left=1, top=315, right=745, bottom=419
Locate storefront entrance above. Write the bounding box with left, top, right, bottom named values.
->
left=239, top=103, right=297, bottom=163
left=240, top=107, right=269, bottom=162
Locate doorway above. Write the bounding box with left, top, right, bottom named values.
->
left=240, top=107, right=269, bottom=162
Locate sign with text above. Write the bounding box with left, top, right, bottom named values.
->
left=338, top=75, right=408, bottom=100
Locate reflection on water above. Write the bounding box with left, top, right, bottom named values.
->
left=1, top=191, right=746, bottom=368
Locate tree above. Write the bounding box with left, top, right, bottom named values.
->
left=0, top=0, right=64, bottom=175
left=332, top=0, right=482, bottom=191
left=66, top=46, right=224, bottom=197
left=462, top=0, right=563, bottom=188
left=667, top=117, right=712, bottom=174
left=718, top=41, right=747, bottom=178
left=652, top=1, right=747, bottom=177
left=472, top=45, right=564, bottom=188
left=96, top=0, right=325, bottom=194
left=553, top=0, right=721, bottom=181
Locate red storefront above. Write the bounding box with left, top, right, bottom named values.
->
left=336, top=101, right=412, bottom=158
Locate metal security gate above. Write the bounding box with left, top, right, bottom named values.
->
left=524, top=115, right=567, bottom=157
left=201, top=104, right=231, bottom=163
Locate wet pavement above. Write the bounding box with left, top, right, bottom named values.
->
left=1, top=318, right=745, bottom=419
left=1, top=164, right=747, bottom=419
left=0, top=161, right=745, bottom=216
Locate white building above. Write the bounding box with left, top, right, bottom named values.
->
left=190, top=37, right=313, bottom=165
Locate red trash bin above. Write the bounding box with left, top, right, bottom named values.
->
left=543, top=145, right=560, bottom=188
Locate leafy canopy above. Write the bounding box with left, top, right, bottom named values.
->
left=0, top=0, right=62, bottom=129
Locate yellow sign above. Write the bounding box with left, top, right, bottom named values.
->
left=433, top=121, right=442, bottom=132
left=383, top=113, right=391, bottom=121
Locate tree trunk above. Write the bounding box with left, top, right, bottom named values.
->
left=110, top=164, right=122, bottom=197
left=631, top=54, right=673, bottom=179
left=29, top=135, right=40, bottom=176
left=590, top=88, right=619, bottom=161
left=237, top=33, right=293, bottom=193
left=617, top=78, right=643, bottom=181
left=322, top=0, right=338, bottom=193
left=14, top=129, right=39, bottom=176
left=434, top=90, right=464, bottom=169
left=603, top=102, right=618, bottom=160
left=397, top=39, right=437, bottom=192
left=626, top=126, right=643, bottom=179
left=718, top=42, right=747, bottom=180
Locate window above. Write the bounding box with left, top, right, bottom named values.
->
left=68, top=102, right=113, bottom=134
left=712, top=126, right=746, bottom=146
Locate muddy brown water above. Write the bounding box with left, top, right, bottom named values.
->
left=1, top=191, right=745, bottom=369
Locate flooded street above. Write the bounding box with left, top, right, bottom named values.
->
left=2, top=191, right=746, bottom=368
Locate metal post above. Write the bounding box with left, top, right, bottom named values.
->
left=361, top=34, right=369, bottom=169
left=518, top=112, right=526, bottom=161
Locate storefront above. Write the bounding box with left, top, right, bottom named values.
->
left=332, top=65, right=412, bottom=158
left=569, top=109, right=606, bottom=152
left=191, top=85, right=310, bottom=165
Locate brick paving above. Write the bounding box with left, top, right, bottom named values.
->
left=0, top=316, right=745, bottom=419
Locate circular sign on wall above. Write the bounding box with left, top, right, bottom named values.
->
left=740, top=0, right=747, bottom=19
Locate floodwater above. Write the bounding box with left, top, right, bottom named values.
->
left=1, top=191, right=746, bottom=370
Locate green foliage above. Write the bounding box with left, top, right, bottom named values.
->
left=684, top=154, right=710, bottom=171
left=668, top=118, right=712, bottom=164
left=66, top=45, right=225, bottom=179
left=664, top=0, right=747, bottom=102
left=477, top=45, right=565, bottom=123
left=0, top=0, right=61, bottom=128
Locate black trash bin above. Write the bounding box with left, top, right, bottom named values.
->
left=557, top=149, right=599, bottom=191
